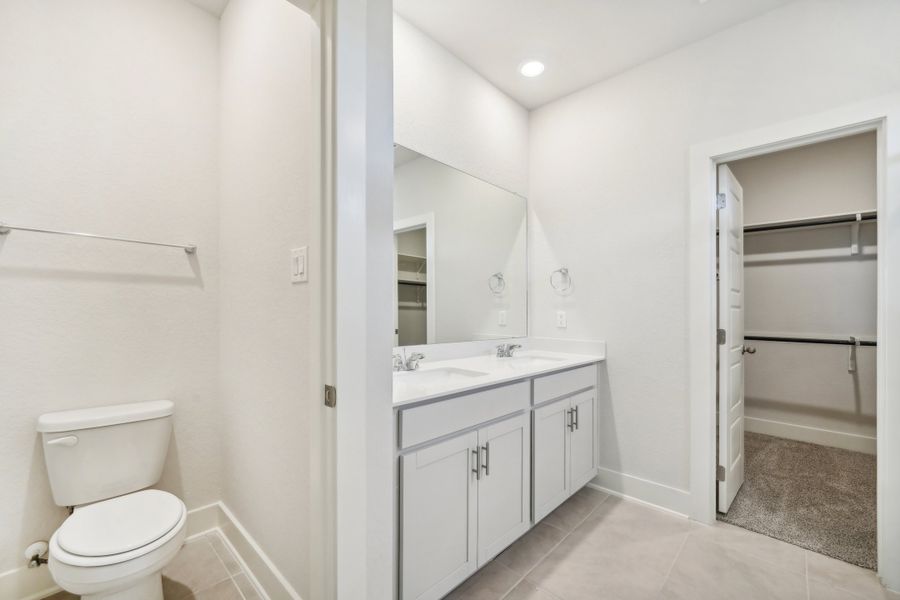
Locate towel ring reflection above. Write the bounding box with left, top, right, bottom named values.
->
left=550, top=267, right=572, bottom=294
left=488, top=272, right=506, bottom=295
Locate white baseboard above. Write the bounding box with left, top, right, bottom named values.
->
left=1, top=500, right=300, bottom=600
left=745, top=416, right=876, bottom=454
left=590, top=467, right=691, bottom=517
left=0, top=561, right=57, bottom=600
left=217, top=503, right=303, bottom=600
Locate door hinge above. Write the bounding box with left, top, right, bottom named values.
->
left=717, top=465, right=726, bottom=481
left=324, top=384, right=337, bottom=407
left=717, top=329, right=726, bottom=345
left=716, top=193, right=726, bottom=210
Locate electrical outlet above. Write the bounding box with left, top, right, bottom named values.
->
left=498, top=310, right=507, bottom=326
left=556, top=310, right=567, bottom=328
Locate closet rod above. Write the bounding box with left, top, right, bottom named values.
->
left=0, top=222, right=197, bottom=253
left=744, top=210, right=876, bottom=234
left=744, top=334, right=876, bottom=347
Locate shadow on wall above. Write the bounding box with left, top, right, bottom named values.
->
left=0, top=231, right=206, bottom=288
left=158, top=431, right=186, bottom=505
left=0, top=253, right=205, bottom=288
left=20, top=436, right=69, bottom=562
left=594, top=361, right=621, bottom=481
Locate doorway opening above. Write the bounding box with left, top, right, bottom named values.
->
left=715, top=132, right=878, bottom=569
left=393, top=214, right=436, bottom=346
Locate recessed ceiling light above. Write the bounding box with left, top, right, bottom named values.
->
left=519, top=60, right=545, bottom=78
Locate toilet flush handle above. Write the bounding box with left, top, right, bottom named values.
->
left=46, top=435, right=78, bottom=447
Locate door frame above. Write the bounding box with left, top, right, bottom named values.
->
left=325, top=0, right=395, bottom=597
left=688, top=94, right=900, bottom=588
left=394, top=213, right=436, bottom=344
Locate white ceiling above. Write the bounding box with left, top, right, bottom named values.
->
left=394, top=0, right=793, bottom=109
left=185, top=0, right=314, bottom=18
left=186, top=0, right=229, bottom=17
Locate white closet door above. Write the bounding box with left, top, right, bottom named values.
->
left=717, top=164, right=746, bottom=513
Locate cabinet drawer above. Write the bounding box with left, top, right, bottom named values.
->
left=533, top=364, right=597, bottom=405
left=400, top=381, right=530, bottom=449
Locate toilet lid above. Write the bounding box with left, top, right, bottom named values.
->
left=57, top=490, right=184, bottom=557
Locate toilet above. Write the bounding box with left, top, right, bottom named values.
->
left=37, top=400, right=186, bottom=600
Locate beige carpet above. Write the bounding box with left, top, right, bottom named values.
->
left=718, top=432, right=876, bottom=569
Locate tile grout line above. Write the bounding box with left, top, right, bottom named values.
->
left=497, top=492, right=612, bottom=600
left=804, top=551, right=810, bottom=600
left=202, top=533, right=244, bottom=598
left=654, top=525, right=691, bottom=598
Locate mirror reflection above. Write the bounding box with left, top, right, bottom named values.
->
left=394, top=146, right=527, bottom=346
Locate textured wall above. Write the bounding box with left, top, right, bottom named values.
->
left=529, top=0, right=900, bottom=497
left=0, top=0, right=221, bottom=576
left=393, top=14, right=530, bottom=197
left=218, top=0, right=317, bottom=595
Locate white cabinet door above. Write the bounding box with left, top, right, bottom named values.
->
left=532, top=397, right=571, bottom=523
left=401, top=431, right=478, bottom=600
left=569, top=391, right=597, bottom=492
left=476, top=412, right=530, bottom=566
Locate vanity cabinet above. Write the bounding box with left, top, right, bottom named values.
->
left=400, top=409, right=530, bottom=600
left=397, top=361, right=599, bottom=600
left=532, top=367, right=598, bottom=523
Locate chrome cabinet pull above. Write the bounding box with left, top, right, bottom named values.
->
left=566, top=408, right=574, bottom=432
left=573, top=405, right=580, bottom=431
left=472, top=448, right=481, bottom=480
left=481, top=443, right=490, bottom=477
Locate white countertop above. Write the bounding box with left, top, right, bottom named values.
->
left=393, top=350, right=605, bottom=407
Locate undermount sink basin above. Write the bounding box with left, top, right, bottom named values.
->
left=498, top=355, right=566, bottom=368
left=394, top=367, right=489, bottom=386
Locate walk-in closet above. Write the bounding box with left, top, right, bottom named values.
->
left=717, top=132, right=878, bottom=569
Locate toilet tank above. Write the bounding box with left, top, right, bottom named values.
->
left=37, top=400, right=174, bottom=507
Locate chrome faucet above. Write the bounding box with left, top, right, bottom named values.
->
left=393, top=350, right=426, bottom=371
left=496, top=343, right=522, bottom=358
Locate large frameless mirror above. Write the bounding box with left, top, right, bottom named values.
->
left=393, top=145, right=527, bottom=346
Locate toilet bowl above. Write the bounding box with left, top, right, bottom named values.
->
left=37, top=400, right=184, bottom=600
left=48, top=489, right=187, bottom=600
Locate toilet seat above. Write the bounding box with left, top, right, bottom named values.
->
left=51, top=490, right=186, bottom=568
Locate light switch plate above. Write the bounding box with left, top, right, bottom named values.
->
left=291, top=247, right=308, bottom=283
left=498, top=310, right=507, bottom=326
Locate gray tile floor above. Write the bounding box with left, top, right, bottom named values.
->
left=44, top=491, right=900, bottom=600
left=45, top=531, right=261, bottom=600
left=447, top=487, right=900, bottom=600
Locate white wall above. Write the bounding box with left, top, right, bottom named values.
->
left=529, top=0, right=900, bottom=504
left=393, top=14, right=529, bottom=197
left=218, top=0, right=317, bottom=596
left=728, top=134, right=877, bottom=451
left=394, top=155, right=527, bottom=342
left=0, top=0, right=221, bottom=577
